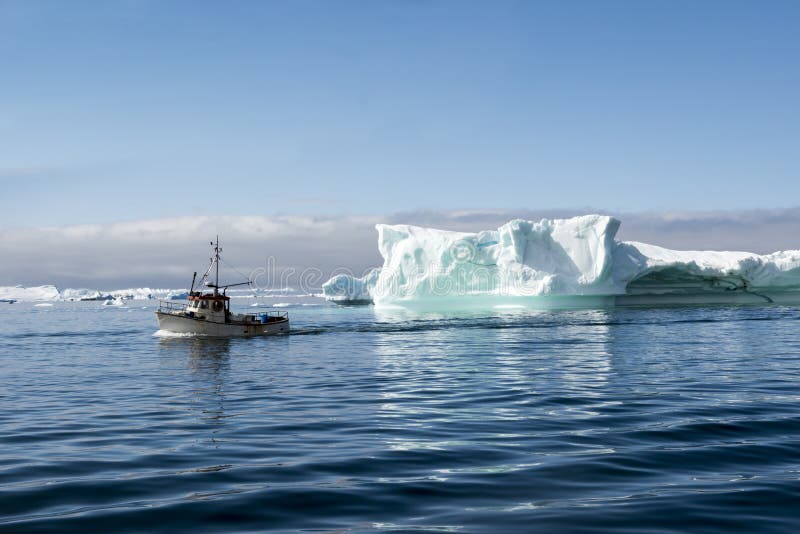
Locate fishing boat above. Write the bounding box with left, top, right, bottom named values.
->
left=155, top=237, right=289, bottom=336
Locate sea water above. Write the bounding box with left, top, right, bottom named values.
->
left=1, top=300, right=800, bottom=532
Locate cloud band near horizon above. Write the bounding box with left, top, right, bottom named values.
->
left=2, top=208, right=800, bottom=290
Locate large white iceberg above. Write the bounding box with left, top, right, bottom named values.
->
left=322, top=215, right=800, bottom=307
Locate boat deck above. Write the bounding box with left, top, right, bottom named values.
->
left=157, top=301, right=289, bottom=326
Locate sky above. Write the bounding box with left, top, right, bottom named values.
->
left=1, top=1, right=799, bottom=286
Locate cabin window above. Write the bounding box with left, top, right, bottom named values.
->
left=200, top=300, right=208, bottom=309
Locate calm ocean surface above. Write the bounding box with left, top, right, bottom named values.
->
left=2, top=300, right=800, bottom=532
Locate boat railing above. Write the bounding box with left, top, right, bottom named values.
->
left=157, top=301, right=288, bottom=322
left=157, top=300, right=189, bottom=313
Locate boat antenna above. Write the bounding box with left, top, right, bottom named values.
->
left=189, top=271, right=197, bottom=295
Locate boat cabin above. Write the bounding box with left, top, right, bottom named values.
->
left=186, top=292, right=230, bottom=321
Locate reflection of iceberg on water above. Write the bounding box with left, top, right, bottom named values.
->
left=322, top=214, right=800, bottom=308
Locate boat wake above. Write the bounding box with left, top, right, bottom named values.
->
left=152, top=329, right=208, bottom=338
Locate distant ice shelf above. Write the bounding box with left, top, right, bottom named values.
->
left=0, top=285, right=311, bottom=303
left=0, top=286, right=190, bottom=303
left=321, top=214, right=800, bottom=308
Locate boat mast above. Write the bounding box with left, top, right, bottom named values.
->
left=214, top=235, right=220, bottom=296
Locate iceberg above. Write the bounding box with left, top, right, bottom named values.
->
left=60, top=288, right=110, bottom=301
left=0, top=286, right=189, bottom=302
left=165, top=290, right=191, bottom=300
left=322, top=215, right=800, bottom=308
left=107, top=288, right=155, bottom=301
left=322, top=268, right=380, bottom=304
left=99, top=288, right=191, bottom=301
left=0, top=285, right=60, bottom=302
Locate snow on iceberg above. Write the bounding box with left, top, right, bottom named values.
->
left=322, top=215, right=800, bottom=307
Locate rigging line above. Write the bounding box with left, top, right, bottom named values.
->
left=218, top=257, right=259, bottom=297
left=196, top=260, right=214, bottom=291
left=218, top=258, right=252, bottom=282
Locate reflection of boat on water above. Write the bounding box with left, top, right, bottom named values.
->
left=155, top=237, right=289, bottom=337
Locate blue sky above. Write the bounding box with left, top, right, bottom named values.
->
left=1, top=0, right=799, bottom=227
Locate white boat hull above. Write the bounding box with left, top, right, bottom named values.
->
left=156, top=311, right=289, bottom=337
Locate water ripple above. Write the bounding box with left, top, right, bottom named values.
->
left=1, top=304, right=800, bottom=532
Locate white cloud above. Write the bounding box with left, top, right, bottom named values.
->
left=2, top=209, right=799, bottom=289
